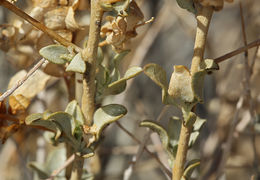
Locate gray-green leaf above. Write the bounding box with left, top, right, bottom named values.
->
left=92, top=104, right=127, bottom=140
left=39, top=44, right=70, bottom=64
left=66, top=53, right=86, bottom=73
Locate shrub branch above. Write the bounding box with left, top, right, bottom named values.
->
left=81, top=0, right=103, bottom=126
left=172, top=6, right=213, bottom=180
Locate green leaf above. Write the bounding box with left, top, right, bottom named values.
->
left=92, top=104, right=127, bottom=140
left=106, top=66, right=142, bottom=95
left=65, top=100, right=85, bottom=125
left=66, top=53, right=86, bottom=73
left=112, top=50, right=130, bottom=68
left=28, top=147, right=66, bottom=179
left=189, top=116, right=206, bottom=147
left=168, top=117, right=182, bottom=155
left=144, top=63, right=168, bottom=90
left=176, top=0, right=196, bottom=14
left=182, top=159, right=200, bottom=180
left=191, top=71, right=206, bottom=103
left=47, top=112, right=75, bottom=136
left=25, top=113, right=58, bottom=133
left=144, top=63, right=170, bottom=104
left=39, top=44, right=70, bottom=64
left=140, top=120, right=174, bottom=160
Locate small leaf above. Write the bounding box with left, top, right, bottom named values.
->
left=25, top=113, right=58, bottom=133
left=191, top=71, right=206, bottom=103
left=140, top=120, right=174, bottom=160
left=144, top=63, right=168, bottom=90
left=144, top=63, right=170, bottom=104
left=182, top=159, right=200, bottom=180
left=9, top=94, right=30, bottom=115
left=168, top=65, right=195, bottom=111
left=168, top=117, right=182, bottom=153
left=112, top=50, right=130, bottom=67
left=189, top=116, right=206, bottom=147
left=28, top=147, right=66, bottom=178
left=203, top=59, right=219, bottom=71
left=106, top=66, right=142, bottom=95
left=92, top=104, right=127, bottom=140
left=39, top=44, right=70, bottom=64
left=47, top=112, right=76, bottom=140
left=65, top=100, right=85, bottom=125
left=66, top=53, right=86, bottom=73
left=176, top=0, right=196, bottom=14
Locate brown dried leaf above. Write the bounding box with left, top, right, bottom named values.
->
left=65, top=7, right=80, bottom=31
left=168, top=65, right=194, bottom=110
left=8, top=70, right=51, bottom=99
left=0, top=124, right=20, bottom=143
left=43, top=62, right=66, bottom=77
left=44, top=7, right=68, bottom=30
left=9, top=94, right=30, bottom=115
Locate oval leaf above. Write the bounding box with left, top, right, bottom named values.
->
left=65, top=100, right=85, bottom=125
left=66, top=53, right=86, bottom=73
left=168, top=65, right=195, bottom=111
left=140, top=120, right=174, bottom=160
left=39, top=44, right=69, bottom=64
left=106, top=66, right=142, bottom=95
left=92, top=104, right=127, bottom=140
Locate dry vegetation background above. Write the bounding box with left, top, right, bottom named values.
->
left=0, top=0, right=259, bottom=180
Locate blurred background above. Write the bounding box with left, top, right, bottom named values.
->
left=0, top=0, right=259, bottom=179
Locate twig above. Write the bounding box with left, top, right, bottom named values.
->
left=47, top=154, right=75, bottom=180
left=239, top=2, right=259, bottom=178
left=173, top=6, right=213, bottom=180
left=214, top=38, right=260, bottom=63
left=0, top=58, right=46, bottom=102
left=123, top=105, right=170, bottom=180
left=81, top=0, right=103, bottom=126
left=0, top=0, right=80, bottom=51
left=116, top=121, right=172, bottom=177
left=216, top=97, right=244, bottom=178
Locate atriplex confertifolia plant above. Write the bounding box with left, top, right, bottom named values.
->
left=0, top=0, right=259, bottom=179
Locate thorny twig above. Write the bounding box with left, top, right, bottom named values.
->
left=47, top=154, right=75, bottom=180
left=0, top=0, right=80, bottom=51
left=0, top=58, right=46, bottom=102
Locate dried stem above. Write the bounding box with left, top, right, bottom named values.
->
left=47, top=154, right=75, bottom=180
left=70, top=154, right=84, bottom=180
left=173, top=6, right=213, bottom=180
left=116, top=121, right=172, bottom=177
left=0, top=58, right=46, bottom=102
left=239, top=2, right=259, bottom=178
left=0, top=0, right=80, bottom=51
left=214, top=39, right=260, bottom=63
left=81, top=0, right=103, bottom=126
